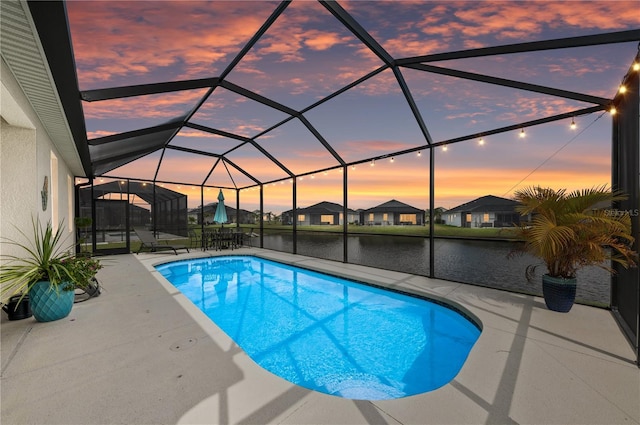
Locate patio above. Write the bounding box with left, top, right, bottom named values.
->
left=2, top=250, right=638, bottom=424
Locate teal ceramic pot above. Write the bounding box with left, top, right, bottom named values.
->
left=542, top=274, right=577, bottom=313
left=29, top=281, right=74, bottom=322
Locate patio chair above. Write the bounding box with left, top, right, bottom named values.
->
left=243, top=228, right=257, bottom=247
left=188, top=229, right=202, bottom=249
left=134, top=227, right=189, bottom=255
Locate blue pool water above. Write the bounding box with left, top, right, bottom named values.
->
left=156, top=256, right=481, bottom=400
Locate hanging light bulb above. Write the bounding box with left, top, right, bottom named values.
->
left=390, top=157, right=395, bottom=162
left=519, top=128, right=526, bottom=138
left=570, top=117, right=576, bottom=130
left=311, top=175, right=315, bottom=179
left=370, top=159, right=375, bottom=166
left=417, top=151, right=422, bottom=157
left=610, top=106, right=617, bottom=115
left=442, top=145, right=448, bottom=152
left=619, top=85, right=627, bottom=94
left=351, top=165, right=356, bottom=170
left=633, top=62, right=640, bottom=71
left=478, top=138, right=485, bottom=145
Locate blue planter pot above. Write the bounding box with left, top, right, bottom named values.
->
left=542, top=275, right=577, bottom=313
left=29, top=281, right=74, bottom=322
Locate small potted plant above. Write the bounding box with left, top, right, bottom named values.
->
left=510, top=185, right=637, bottom=312
left=1, top=217, right=101, bottom=322
left=63, top=255, right=102, bottom=297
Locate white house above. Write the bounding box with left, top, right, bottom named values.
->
left=1, top=1, right=85, bottom=259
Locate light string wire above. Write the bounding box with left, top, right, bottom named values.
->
left=501, top=111, right=607, bottom=198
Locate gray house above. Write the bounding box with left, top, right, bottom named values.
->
left=442, top=195, right=522, bottom=228
left=282, top=201, right=359, bottom=225
left=361, top=200, right=425, bottom=225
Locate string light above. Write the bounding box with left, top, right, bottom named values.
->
left=351, top=165, right=356, bottom=170
left=371, top=159, right=375, bottom=166
left=610, top=106, right=617, bottom=115
left=519, top=128, right=526, bottom=138
left=619, top=85, right=627, bottom=94
left=570, top=117, right=576, bottom=130
left=442, top=145, right=448, bottom=152
left=390, top=157, right=395, bottom=162
left=417, top=151, right=422, bottom=157
left=310, top=175, right=315, bottom=179
left=633, top=62, right=639, bottom=71
left=478, top=138, right=485, bottom=145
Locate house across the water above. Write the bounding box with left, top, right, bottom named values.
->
left=361, top=200, right=425, bottom=226
left=281, top=201, right=359, bottom=225
left=442, top=195, right=521, bottom=228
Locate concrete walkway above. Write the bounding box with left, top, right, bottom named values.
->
left=2, top=249, right=638, bottom=424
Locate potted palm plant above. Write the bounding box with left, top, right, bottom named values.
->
left=0, top=217, right=100, bottom=322
left=511, top=186, right=637, bottom=312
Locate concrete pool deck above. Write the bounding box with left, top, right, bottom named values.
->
left=1, top=248, right=638, bottom=425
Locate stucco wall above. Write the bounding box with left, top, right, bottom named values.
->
left=1, top=58, right=75, bottom=259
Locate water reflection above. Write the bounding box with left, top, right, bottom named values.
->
left=263, top=232, right=610, bottom=305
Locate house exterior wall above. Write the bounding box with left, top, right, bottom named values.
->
left=443, top=211, right=520, bottom=227
left=1, top=59, right=75, bottom=259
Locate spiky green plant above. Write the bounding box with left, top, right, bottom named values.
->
left=1, top=217, right=76, bottom=304
left=511, top=185, right=637, bottom=280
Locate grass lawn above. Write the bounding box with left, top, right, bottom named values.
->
left=258, top=223, right=520, bottom=239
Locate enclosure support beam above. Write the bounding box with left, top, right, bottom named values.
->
left=429, top=148, right=435, bottom=279
left=200, top=186, right=204, bottom=248
left=292, top=180, right=297, bottom=254
left=259, top=185, right=264, bottom=249
left=343, top=166, right=348, bottom=263
left=610, top=55, right=640, bottom=367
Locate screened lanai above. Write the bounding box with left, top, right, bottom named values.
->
left=8, top=1, right=639, bottom=362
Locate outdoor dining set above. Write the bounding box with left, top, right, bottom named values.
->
left=201, top=228, right=250, bottom=251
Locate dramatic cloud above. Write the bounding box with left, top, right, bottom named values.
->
left=68, top=1, right=634, bottom=209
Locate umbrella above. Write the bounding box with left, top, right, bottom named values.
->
left=213, top=189, right=228, bottom=224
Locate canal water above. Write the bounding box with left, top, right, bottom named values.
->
left=262, top=231, right=611, bottom=305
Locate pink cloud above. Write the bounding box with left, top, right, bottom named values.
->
left=83, top=89, right=208, bottom=120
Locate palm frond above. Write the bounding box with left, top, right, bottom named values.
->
left=511, top=185, right=638, bottom=280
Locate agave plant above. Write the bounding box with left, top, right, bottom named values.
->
left=512, top=185, right=637, bottom=280
left=0, top=217, right=76, bottom=305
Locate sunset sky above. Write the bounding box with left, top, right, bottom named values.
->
left=67, top=1, right=640, bottom=213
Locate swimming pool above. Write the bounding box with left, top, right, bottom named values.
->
left=156, top=256, right=481, bottom=400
